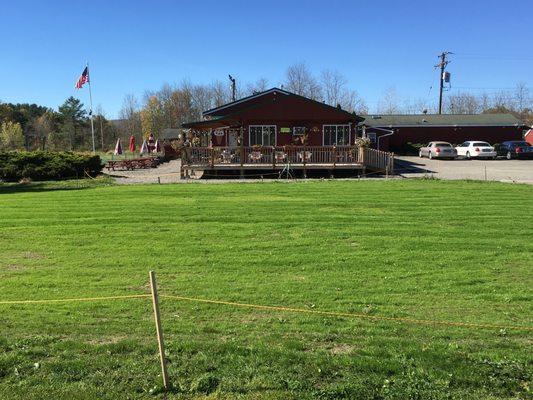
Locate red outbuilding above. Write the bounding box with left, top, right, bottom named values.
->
left=525, top=128, right=533, bottom=145
left=361, top=114, right=528, bottom=152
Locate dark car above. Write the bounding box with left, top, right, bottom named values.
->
left=496, top=141, right=533, bottom=159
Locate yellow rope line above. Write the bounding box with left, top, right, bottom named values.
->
left=1, top=292, right=531, bottom=332
left=0, top=294, right=150, bottom=305
left=160, top=294, right=533, bottom=332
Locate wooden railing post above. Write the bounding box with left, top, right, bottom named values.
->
left=210, top=148, right=215, bottom=169
left=303, top=144, right=307, bottom=178
left=239, top=126, right=244, bottom=178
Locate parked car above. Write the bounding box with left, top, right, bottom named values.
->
left=455, top=141, right=496, bottom=159
left=418, top=142, right=457, bottom=159
left=496, top=141, right=533, bottom=159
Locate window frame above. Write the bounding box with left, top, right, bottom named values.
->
left=322, top=124, right=351, bottom=146
left=367, top=132, right=377, bottom=144
left=248, top=125, right=277, bottom=146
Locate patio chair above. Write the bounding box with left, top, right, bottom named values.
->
left=275, top=151, right=287, bottom=163
left=220, top=150, right=234, bottom=163
left=249, top=151, right=262, bottom=162
left=297, top=151, right=312, bottom=162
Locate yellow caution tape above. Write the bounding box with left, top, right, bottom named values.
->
left=160, top=294, right=533, bottom=332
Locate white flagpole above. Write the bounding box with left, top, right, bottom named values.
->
left=87, top=62, right=96, bottom=153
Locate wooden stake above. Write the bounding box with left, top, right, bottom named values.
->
left=149, top=270, right=170, bottom=391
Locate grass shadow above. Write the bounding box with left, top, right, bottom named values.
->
left=0, top=176, right=114, bottom=194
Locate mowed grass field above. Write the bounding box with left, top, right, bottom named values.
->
left=0, top=179, right=532, bottom=399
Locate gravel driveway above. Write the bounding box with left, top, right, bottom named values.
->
left=104, top=157, right=532, bottom=185
left=104, top=159, right=186, bottom=184
left=396, top=156, right=533, bottom=184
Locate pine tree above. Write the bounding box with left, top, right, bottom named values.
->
left=58, top=97, right=88, bottom=150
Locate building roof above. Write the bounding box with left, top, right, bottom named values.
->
left=361, top=113, right=526, bottom=128
left=201, top=87, right=362, bottom=120
left=161, top=128, right=185, bottom=140
left=183, top=87, right=363, bottom=129
left=203, top=88, right=292, bottom=116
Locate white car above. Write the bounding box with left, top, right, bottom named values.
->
left=455, top=141, right=497, bottom=159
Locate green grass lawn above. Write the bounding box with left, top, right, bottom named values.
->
left=0, top=180, right=532, bottom=399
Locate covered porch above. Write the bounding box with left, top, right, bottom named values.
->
left=180, top=115, right=394, bottom=178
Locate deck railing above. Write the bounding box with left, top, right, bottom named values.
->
left=182, top=146, right=394, bottom=172
left=361, top=147, right=395, bottom=173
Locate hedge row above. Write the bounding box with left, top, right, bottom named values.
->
left=0, top=151, right=103, bottom=182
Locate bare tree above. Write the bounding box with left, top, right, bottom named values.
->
left=447, top=93, right=480, bottom=114
left=285, top=63, right=322, bottom=100
left=245, top=78, right=269, bottom=95
left=402, top=98, right=435, bottom=115
left=320, top=69, right=367, bottom=113
left=514, top=82, right=530, bottom=112
left=377, top=87, right=400, bottom=114
left=210, top=80, right=231, bottom=107
left=119, top=94, right=142, bottom=141
left=321, top=69, right=347, bottom=107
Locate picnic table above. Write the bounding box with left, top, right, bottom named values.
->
left=106, top=157, right=159, bottom=171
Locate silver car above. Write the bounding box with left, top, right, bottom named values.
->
left=419, top=142, right=457, bottom=160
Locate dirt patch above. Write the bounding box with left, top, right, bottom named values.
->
left=87, top=336, right=126, bottom=345
left=5, top=264, right=26, bottom=271
left=329, top=344, right=356, bottom=355
left=22, top=251, right=44, bottom=260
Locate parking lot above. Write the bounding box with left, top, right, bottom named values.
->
left=396, top=156, right=533, bottom=184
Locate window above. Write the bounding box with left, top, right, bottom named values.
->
left=323, top=125, right=350, bottom=146
left=367, top=132, right=377, bottom=144
left=249, top=125, right=276, bottom=146
left=293, top=126, right=306, bottom=135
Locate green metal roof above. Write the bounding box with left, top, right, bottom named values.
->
left=360, top=113, right=526, bottom=127
left=161, top=128, right=184, bottom=140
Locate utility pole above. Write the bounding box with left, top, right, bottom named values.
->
left=229, top=75, right=236, bottom=101
left=435, top=51, right=452, bottom=114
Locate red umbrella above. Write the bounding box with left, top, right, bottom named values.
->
left=129, top=135, right=136, bottom=153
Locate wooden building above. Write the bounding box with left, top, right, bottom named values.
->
left=361, top=114, right=528, bottom=152
left=180, top=88, right=394, bottom=177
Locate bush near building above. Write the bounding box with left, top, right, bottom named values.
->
left=0, top=151, right=102, bottom=182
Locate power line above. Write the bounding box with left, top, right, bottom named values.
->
left=453, top=53, right=533, bottom=61
left=452, top=86, right=530, bottom=90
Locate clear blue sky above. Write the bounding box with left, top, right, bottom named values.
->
left=1, top=0, right=531, bottom=117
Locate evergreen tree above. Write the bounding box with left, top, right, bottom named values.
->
left=58, top=97, right=88, bottom=150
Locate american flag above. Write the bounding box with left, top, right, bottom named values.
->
left=75, top=66, right=89, bottom=89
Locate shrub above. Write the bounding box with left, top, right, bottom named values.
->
left=0, top=151, right=103, bottom=182
left=390, top=142, right=426, bottom=156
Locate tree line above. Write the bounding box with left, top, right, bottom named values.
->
left=0, top=98, right=119, bottom=152
left=1, top=63, right=531, bottom=152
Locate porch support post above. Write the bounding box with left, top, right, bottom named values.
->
left=239, top=125, right=244, bottom=179
left=303, top=143, right=307, bottom=179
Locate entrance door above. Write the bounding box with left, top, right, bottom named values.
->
left=228, top=130, right=239, bottom=147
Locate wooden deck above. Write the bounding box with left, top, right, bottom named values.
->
left=180, top=145, right=394, bottom=177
